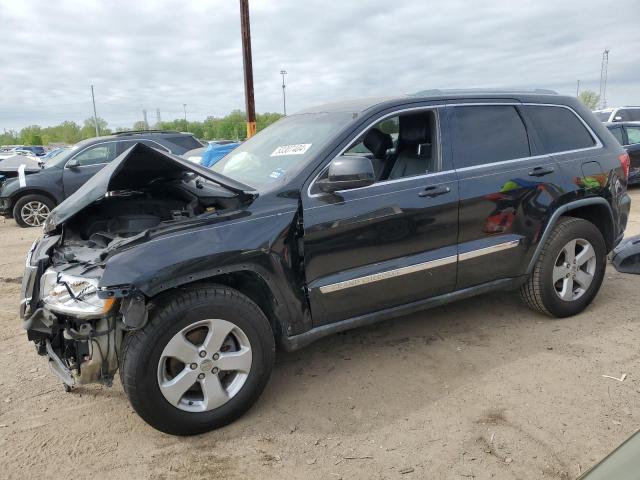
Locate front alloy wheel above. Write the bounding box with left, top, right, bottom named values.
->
left=120, top=285, right=274, bottom=435
left=13, top=194, right=55, bottom=228
left=20, top=201, right=50, bottom=226
left=157, top=319, right=253, bottom=412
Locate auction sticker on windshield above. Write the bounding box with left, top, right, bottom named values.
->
left=270, top=144, right=312, bottom=157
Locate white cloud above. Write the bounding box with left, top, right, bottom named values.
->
left=0, top=0, right=638, bottom=131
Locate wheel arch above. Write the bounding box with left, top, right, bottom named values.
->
left=11, top=189, right=58, bottom=210
left=145, top=266, right=296, bottom=344
left=526, top=198, right=614, bottom=274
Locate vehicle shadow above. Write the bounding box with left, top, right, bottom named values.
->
left=226, top=277, right=632, bottom=439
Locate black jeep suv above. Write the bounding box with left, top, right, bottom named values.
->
left=21, top=91, right=631, bottom=435
left=0, top=130, right=202, bottom=227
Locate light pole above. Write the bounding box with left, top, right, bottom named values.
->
left=576, top=79, right=580, bottom=97
left=280, top=69, right=287, bottom=116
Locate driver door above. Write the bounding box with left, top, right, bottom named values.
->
left=62, top=141, right=118, bottom=197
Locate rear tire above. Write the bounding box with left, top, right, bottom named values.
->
left=119, top=285, right=275, bottom=435
left=520, top=217, right=606, bottom=317
left=13, top=194, right=55, bottom=228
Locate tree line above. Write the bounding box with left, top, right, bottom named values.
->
left=1, top=110, right=283, bottom=146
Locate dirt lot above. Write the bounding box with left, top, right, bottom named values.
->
left=1, top=191, right=639, bottom=480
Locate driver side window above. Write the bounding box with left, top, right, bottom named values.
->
left=316, top=109, right=438, bottom=192
left=73, top=143, right=118, bottom=166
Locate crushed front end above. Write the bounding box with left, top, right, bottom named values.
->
left=20, top=143, right=251, bottom=390
left=21, top=235, right=123, bottom=388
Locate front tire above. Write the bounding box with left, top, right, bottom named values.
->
left=13, top=194, right=55, bottom=228
left=120, top=285, right=275, bottom=435
left=520, top=217, right=606, bottom=317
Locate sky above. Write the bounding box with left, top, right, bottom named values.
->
left=1, top=0, right=639, bottom=132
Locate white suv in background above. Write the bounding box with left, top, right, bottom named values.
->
left=593, top=106, right=640, bottom=122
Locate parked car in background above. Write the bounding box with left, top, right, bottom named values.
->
left=20, top=90, right=630, bottom=435
left=183, top=140, right=238, bottom=165
left=41, top=147, right=68, bottom=162
left=19, top=145, right=46, bottom=156
left=0, top=130, right=202, bottom=227
left=605, top=121, right=640, bottom=184
left=593, top=107, right=640, bottom=123
left=0, top=146, right=29, bottom=160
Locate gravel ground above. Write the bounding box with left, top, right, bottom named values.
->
left=1, top=190, right=639, bottom=480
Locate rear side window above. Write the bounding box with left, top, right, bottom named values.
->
left=452, top=105, right=530, bottom=168
left=525, top=106, right=595, bottom=154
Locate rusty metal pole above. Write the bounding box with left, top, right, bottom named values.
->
left=239, top=0, right=256, bottom=139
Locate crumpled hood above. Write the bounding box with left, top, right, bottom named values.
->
left=45, top=143, right=255, bottom=231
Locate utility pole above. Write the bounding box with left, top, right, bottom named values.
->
left=599, top=49, right=609, bottom=109
left=280, top=69, right=287, bottom=116
left=239, top=0, right=256, bottom=138
left=90, top=85, right=100, bottom=137
left=576, top=80, right=580, bottom=97
left=183, top=104, right=188, bottom=132
left=142, top=110, right=149, bottom=130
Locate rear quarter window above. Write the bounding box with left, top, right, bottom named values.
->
left=525, top=105, right=595, bottom=154
left=608, top=126, right=624, bottom=144
left=165, top=135, right=203, bottom=151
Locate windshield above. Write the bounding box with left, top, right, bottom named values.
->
left=594, top=111, right=611, bottom=122
left=210, top=112, right=356, bottom=189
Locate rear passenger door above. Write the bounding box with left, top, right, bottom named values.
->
left=449, top=102, right=564, bottom=289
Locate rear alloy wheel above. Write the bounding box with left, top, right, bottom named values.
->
left=551, top=238, right=597, bottom=301
left=520, top=217, right=606, bottom=317
left=13, top=194, right=55, bottom=228
left=120, top=285, right=274, bottom=435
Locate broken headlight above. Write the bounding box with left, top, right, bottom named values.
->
left=41, top=269, right=114, bottom=319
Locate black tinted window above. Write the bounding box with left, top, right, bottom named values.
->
left=166, top=135, right=203, bottom=151
left=452, top=105, right=530, bottom=168
left=526, top=105, right=595, bottom=153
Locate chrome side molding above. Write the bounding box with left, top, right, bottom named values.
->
left=319, top=239, right=520, bottom=294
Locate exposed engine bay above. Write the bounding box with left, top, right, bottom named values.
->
left=23, top=144, right=254, bottom=388
left=54, top=174, right=242, bottom=262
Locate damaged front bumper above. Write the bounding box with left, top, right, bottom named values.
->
left=20, top=236, right=129, bottom=388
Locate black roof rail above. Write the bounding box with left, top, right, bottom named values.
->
left=113, top=129, right=183, bottom=136
left=410, top=88, right=558, bottom=96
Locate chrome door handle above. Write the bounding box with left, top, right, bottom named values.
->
left=528, top=166, right=555, bottom=177
left=418, top=185, right=451, bottom=198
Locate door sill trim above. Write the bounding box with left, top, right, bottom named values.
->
left=281, top=276, right=526, bottom=351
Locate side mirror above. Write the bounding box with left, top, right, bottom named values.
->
left=66, top=158, right=80, bottom=169
left=614, top=116, right=623, bottom=121
left=316, top=155, right=375, bottom=193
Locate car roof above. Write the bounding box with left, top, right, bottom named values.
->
left=605, top=121, right=640, bottom=127
left=297, top=89, right=567, bottom=115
